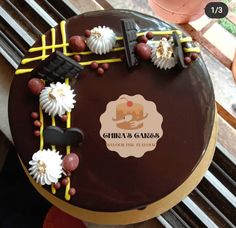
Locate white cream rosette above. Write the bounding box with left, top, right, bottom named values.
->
left=151, top=38, right=177, bottom=70
left=39, top=82, right=76, bottom=117
left=28, top=149, right=63, bottom=185
left=86, top=26, right=116, bottom=55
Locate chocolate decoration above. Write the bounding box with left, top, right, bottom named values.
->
left=63, top=153, right=79, bottom=172
left=135, top=43, right=151, bottom=60
left=172, top=32, right=188, bottom=69
left=27, top=78, right=45, bottom=95
left=120, top=19, right=139, bottom=68
left=31, top=51, right=84, bottom=82
left=43, top=126, right=84, bottom=146
left=9, top=10, right=215, bottom=212
left=69, top=36, right=86, bottom=52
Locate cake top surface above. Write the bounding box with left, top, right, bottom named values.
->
left=9, top=9, right=215, bottom=212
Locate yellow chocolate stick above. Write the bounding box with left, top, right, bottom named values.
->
left=51, top=115, right=56, bottom=195
left=184, top=47, right=201, bottom=53
left=22, top=47, right=125, bottom=65
left=64, top=78, right=71, bottom=201
left=62, top=20, right=71, bottom=200
left=15, top=57, right=123, bottom=75
left=80, top=58, right=122, bottom=66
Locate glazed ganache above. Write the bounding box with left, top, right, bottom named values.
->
left=9, top=10, right=215, bottom=212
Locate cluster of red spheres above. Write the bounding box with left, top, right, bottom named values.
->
left=52, top=153, right=80, bottom=197
left=54, top=179, right=77, bottom=196
left=184, top=53, right=199, bottom=65
left=31, top=111, right=42, bottom=137
left=28, top=78, right=45, bottom=96
left=135, top=31, right=153, bottom=61
left=90, top=61, right=110, bottom=76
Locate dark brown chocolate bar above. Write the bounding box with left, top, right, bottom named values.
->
left=172, top=32, right=187, bottom=69
left=31, top=51, right=84, bottom=82
left=43, top=126, right=84, bottom=146
left=120, top=19, right=139, bottom=68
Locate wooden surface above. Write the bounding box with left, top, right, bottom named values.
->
left=0, top=56, right=14, bottom=142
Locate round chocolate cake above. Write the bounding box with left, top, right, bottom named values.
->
left=9, top=9, right=216, bottom=223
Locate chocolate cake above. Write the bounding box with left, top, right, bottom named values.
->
left=8, top=9, right=215, bottom=217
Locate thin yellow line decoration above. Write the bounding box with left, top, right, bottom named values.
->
left=39, top=35, right=46, bottom=151
left=61, top=22, right=71, bottom=200
left=51, top=28, right=56, bottom=52
left=22, top=47, right=126, bottom=65
left=80, top=58, right=122, bottom=66
left=137, top=30, right=182, bottom=37
left=180, top=37, right=192, bottom=43
left=15, top=68, right=33, bottom=75
left=65, top=78, right=71, bottom=201
left=51, top=115, right=56, bottom=194
left=60, top=21, right=67, bottom=55
left=28, top=30, right=183, bottom=53
left=184, top=47, right=201, bottom=53
left=51, top=28, right=57, bottom=195
left=51, top=116, right=56, bottom=152
left=29, top=43, right=68, bottom=52
left=39, top=104, right=44, bottom=150
left=21, top=56, right=44, bottom=65
left=65, top=177, right=71, bottom=201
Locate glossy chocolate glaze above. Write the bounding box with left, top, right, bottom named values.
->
left=9, top=10, right=215, bottom=212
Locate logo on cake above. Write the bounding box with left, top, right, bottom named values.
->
left=100, top=95, right=163, bottom=158
left=112, top=97, right=148, bottom=130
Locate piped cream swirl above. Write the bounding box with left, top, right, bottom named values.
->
left=151, top=38, right=177, bottom=70
left=28, top=149, right=63, bottom=185
left=39, top=82, right=76, bottom=117
left=86, top=26, right=116, bottom=55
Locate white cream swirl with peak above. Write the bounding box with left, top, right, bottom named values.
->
left=39, top=82, right=76, bottom=117
left=151, top=38, right=177, bottom=70
left=28, top=149, right=63, bottom=185
left=86, top=26, right=116, bottom=55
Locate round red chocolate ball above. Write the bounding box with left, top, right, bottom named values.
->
left=73, top=54, right=81, bottom=62
left=62, top=153, right=79, bottom=172
left=31, top=112, right=39, bottom=119
left=84, top=29, right=91, bottom=38
left=135, top=43, right=151, bottom=61
left=28, top=78, right=45, bottom=96
left=61, top=178, right=68, bottom=186
left=184, top=56, right=192, bottom=65
left=101, top=63, right=109, bottom=70
left=97, top=67, right=104, bottom=76
left=61, top=115, right=68, bottom=122
left=90, top=61, right=98, bottom=69
left=33, top=120, right=41, bottom=127
left=69, top=36, right=86, bottom=52
left=69, top=188, right=76, bottom=196
left=190, top=53, right=198, bottom=61
left=34, top=130, right=40, bottom=137
left=54, top=182, right=61, bottom=190
left=146, top=31, right=154, bottom=39
left=138, top=36, right=148, bottom=43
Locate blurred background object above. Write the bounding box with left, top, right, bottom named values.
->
left=148, top=0, right=212, bottom=24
